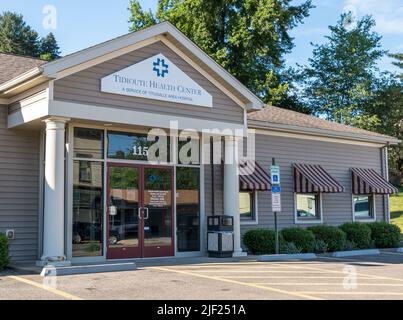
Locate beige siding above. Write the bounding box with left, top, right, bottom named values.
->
left=238, top=134, right=386, bottom=236
left=54, top=41, right=244, bottom=124
left=0, top=106, right=39, bottom=261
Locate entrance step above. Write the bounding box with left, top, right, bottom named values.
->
left=40, top=262, right=137, bottom=277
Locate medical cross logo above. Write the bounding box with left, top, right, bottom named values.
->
left=153, top=58, right=169, bottom=77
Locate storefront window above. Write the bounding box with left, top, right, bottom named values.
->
left=239, top=191, right=255, bottom=221
left=353, top=195, right=373, bottom=219
left=177, top=136, right=200, bottom=165
left=107, top=131, right=170, bottom=162
left=176, top=167, right=200, bottom=251
left=74, top=128, right=104, bottom=159
left=72, top=161, right=103, bottom=257
left=296, top=193, right=321, bottom=221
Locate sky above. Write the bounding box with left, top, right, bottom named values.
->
left=0, top=0, right=402, bottom=73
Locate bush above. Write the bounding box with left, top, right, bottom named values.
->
left=368, top=222, right=401, bottom=248
left=280, top=228, right=315, bottom=253
left=280, top=242, right=302, bottom=254
left=313, top=240, right=328, bottom=254
left=243, top=229, right=280, bottom=254
left=339, top=222, right=372, bottom=249
left=0, top=234, right=9, bottom=270
left=308, top=225, right=347, bottom=252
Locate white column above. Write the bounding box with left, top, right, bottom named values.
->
left=40, top=117, right=70, bottom=266
left=224, top=136, right=246, bottom=257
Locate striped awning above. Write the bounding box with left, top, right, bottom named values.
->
left=239, top=161, right=271, bottom=191
left=351, top=168, right=398, bottom=194
left=293, top=163, right=344, bottom=193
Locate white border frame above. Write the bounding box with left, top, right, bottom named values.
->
left=351, top=194, right=377, bottom=223
left=294, top=192, right=323, bottom=225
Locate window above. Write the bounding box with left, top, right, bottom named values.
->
left=72, top=161, right=103, bottom=257
left=239, top=191, right=256, bottom=222
left=295, top=193, right=321, bottom=222
left=176, top=167, right=200, bottom=251
left=74, top=128, right=104, bottom=159
left=353, top=195, right=374, bottom=220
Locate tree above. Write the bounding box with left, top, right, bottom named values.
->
left=299, top=13, right=388, bottom=128
left=128, top=0, right=313, bottom=106
left=0, top=11, right=39, bottom=57
left=39, top=33, right=60, bottom=60
left=0, top=11, right=60, bottom=60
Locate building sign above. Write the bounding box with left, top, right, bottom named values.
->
left=271, top=165, right=282, bottom=212
left=101, top=53, right=213, bottom=108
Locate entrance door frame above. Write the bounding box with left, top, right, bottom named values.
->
left=66, top=123, right=204, bottom=263
left=106, top=162, right=175, bottom=259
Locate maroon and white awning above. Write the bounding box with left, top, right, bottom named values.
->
left=351, top=168, right=398, bottom=194
left=293, top=163, right=344, bottom=193
left=239, top=161, right=271, bottom=191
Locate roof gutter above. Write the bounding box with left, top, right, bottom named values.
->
left=0, top=67, right=43, bottom=93
left=249, top=120, right=400, bottom=145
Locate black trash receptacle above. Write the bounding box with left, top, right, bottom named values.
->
left=207, top=215, right=234, bottom=258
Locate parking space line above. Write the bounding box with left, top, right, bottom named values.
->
left=7, top=276, right=83, bottom=300
left=194, top=270, right=333, bottom=273
left=220, top=276, right=370, bottom=279
left=296, top=291, right=403, bottom=296
left=282, top=262, right=403, bottom=283
left=251, top=283, right=403, bottom=286
left=150, top=266, right=323, bottom=300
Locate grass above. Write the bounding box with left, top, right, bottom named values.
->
left=390, top=187, right=403, bottom=240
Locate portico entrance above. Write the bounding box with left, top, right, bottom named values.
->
left=107, top=163, right=174, bottom=259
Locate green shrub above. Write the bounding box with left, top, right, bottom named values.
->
left=0, top=234, right=9, bottom=270
left=368, top=222, right=401, bottom=248
left=280, top=242, right=302, bottom=254
left=339, top=222, right=372, bottom=249
left=280, top=228, right=315, bottom=253
left=243, top=229, right=281, bottom=254
left=313, top=240, right=328, bottom=254
left=308, top=225, right=347, bottom=252
left=343, top=240, right=357, bottom=251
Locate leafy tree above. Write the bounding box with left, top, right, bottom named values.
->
left=39, top=32, right=60, bottom=61
left=0, top=11, right=60, bottom=60
left=0, top=11, right=39, bottom=57
left=128, top=0, right=313, bottom=106
left=299, top=13, right=388, bottom=128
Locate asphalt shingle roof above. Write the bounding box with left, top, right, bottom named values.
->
left=248, top=105, right=392, bottom=140
left=0, top=53, right=47, bottom=85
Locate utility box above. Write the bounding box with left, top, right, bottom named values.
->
left=207, top=215, right=234, bottom=258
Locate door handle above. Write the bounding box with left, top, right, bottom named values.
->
left=143, top=207, right=149, bottom=220
left=138, top=207, right=143, bottom=220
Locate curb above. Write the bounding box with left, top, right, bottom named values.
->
left=257, top=253, right=317, bottom=262
left=397, top=248, right=403, bottom=253
left=40, top=262, right=137, bottom=277
left=331, top=249, right=380, bottom=257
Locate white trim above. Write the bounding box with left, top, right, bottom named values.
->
left=37, top=130, right=45, bottom=259
left=8, top=99, right=49, bottom=128
left=382, top=147, right=390, bottom=223
left=40, top=22, right=263, bottom=110
left=254, top=128, right=388, bottom=148
left=352, top=194, right=377, bottom=223
left=49, top=100, right=245, bottom=134
left=294, top=192, right=323, bottom=225
left=65, top=123, right=74, bottom=260
left=0, top=67, right=43, bottom=92
left=240, top=190, right=259, bottom=226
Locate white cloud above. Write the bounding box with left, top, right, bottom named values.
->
left=343, top=0, right=403, bottom=34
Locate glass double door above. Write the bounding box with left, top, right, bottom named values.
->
left=107, top=164, right=173, bottom=259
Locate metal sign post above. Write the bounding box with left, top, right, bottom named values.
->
left=271, top=158, right=281, bottom=254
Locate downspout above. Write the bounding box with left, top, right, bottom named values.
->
left=381, top=143, right=390, bottom=223
left=210, top=136, right=215, bottom=216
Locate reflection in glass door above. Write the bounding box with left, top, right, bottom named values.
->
left=107, top=164, right=173, bottom=259
left=107, top=165, right=141, bottom=259
left=143, top=167, right=173, bottom=258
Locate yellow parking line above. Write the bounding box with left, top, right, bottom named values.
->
left=251, top=283, right=403, bottom=286
left=282, top=263, right=403, bottom=283
left=150, top=266, right=323, bottom=300
left=195, top=270, right=338, bottom=273
left=8, top=276, right=83, bottom=300
left=220, top=276, right=370, bottom=279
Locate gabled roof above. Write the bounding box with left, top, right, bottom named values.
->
left=0, top=53, right=46, bottom=85
left=0, top=22, right=264, bottom=109
left=248, top=105, right=399, bottom=145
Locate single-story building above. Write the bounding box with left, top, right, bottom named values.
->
left=0, top=22, right=398, bottom=265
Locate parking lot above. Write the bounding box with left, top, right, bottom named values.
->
left=1, top=252, right=403, bottom=300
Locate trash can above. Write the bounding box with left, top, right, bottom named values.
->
left=207, top=215, right=234, bottom=258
